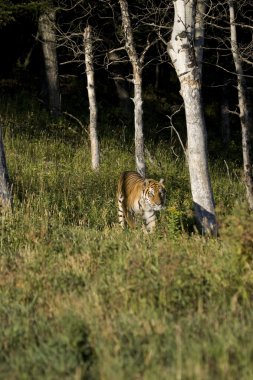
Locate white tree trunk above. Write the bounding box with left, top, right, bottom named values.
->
left=229, top=1, right=253, bottom=210
left=38, top=10, right=61, bottom=117
left=194, top=0, right=206, bottom=80
left=119, top=0, right=146, bottom=177
left=84, top=25, right=100, bottom=171
left=0, top=127, right=12, bottom=210
left=168, top=0, right=217, bottom=234
left=133, top=69, right=145, bottom=177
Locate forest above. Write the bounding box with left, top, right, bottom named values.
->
left=0, top=1, right=253, bottom=379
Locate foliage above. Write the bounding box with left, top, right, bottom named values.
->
left=0, top=94, right=251, bottom=379
left=0, top=0, right=50, bottom=27
left=0, top=0, right=15, bottom=26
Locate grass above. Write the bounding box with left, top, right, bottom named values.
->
left=1, top=96, right=253, bottom=379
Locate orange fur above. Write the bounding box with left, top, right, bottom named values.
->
left=117, top=171, right=166, bottom=232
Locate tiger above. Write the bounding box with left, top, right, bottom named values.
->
left=117, top=171, right=166, bottom=232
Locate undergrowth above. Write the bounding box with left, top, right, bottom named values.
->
left=0, top=97, right=252, bottom=380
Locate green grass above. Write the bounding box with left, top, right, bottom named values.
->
left=0, top=98, right=253, bottom=379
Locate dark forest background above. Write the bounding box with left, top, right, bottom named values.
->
left=0, top=0, right=252, bottom=156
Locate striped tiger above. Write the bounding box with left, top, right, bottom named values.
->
left=117, top=171, right=166, bottom=232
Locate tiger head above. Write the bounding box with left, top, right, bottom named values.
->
left=142, top=178, right=166, bottom=211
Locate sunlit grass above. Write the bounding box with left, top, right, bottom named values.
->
left=0, top=99, right=252, bottom=379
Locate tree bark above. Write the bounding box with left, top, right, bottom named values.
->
left=118, top=0, right=146, bottom=177
left=168, top=0, right=217, bottom=235
left=38, top=10, right=61, bottom=117
left=133, top=68, right=145, bottom=177
left=0, top=127, right=12, bottom=210
left=194, top=0, right=205, bottom=81
left=229, top=1, right=253, bottom=210
left=84, top=25, right=100, bottom=171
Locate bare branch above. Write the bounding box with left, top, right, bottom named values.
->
left=63, top=112, right=89, bottom=135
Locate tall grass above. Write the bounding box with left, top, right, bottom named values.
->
left=0, top=96, right=252, bottom=379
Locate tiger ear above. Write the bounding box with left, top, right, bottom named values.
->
left=159, top=178, right=165, bottom=185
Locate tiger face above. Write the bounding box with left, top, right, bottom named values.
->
left=143, top=179, right=166, bottom=211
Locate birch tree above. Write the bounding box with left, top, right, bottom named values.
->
left=84, top=25, right=100, bottom=171
left=0, top=127, right=12, bottom=210
left=118, top=0, right=147, bottom=177
left=229, top=0, right=253, bottom=210
left=38, top=9, right=61, bottom=117
left=168, top=0, right=217, bottom=235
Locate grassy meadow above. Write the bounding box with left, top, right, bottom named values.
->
left=1, top=94, right=253, bottom=380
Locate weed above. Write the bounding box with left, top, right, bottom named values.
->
left=0, top=94, right=252, bottom=379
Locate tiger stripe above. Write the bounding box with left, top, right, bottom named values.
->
left=116, top=171, right=166, bottom=232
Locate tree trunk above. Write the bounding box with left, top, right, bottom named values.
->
left=168, top=0, right=217, bottom=235
left=133, top=68, right=145, bottom=177
left=118, top=0, right=146, bottom=177
left=38, top=10, right=61, bottom=117
left=84, top=25, right=100, bottom=171
left=229, top=1, right=253, bottom=210
left=194, top=0, right=206, bottom=81
left=0, top=127, right=12, bottom=210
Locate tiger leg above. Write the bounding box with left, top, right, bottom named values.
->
left=126, top=211, right=136, bottom=229
left=118, top=192, right=126, bottom=228
left=143, top=210, right=156, bottom=233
